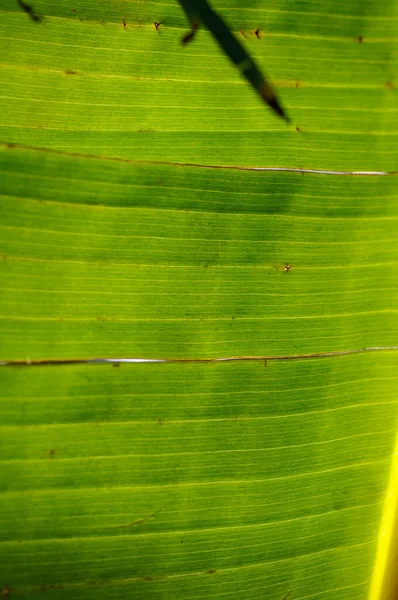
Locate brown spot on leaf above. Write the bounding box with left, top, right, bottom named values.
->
left=114, top=505, right=164, bottom=530
left=254, top=28, right=261, bottom=39
left=2, top=588, right=10, bottom=597
left=240, top=30, right=247, bottom=39
left=386, top=81, right=395, bottom=90
left=48, top=448, right=55, bottom=457
left=207, top=569, right=217, bottom=574
left=284, top=264, right=292, bottom=272
left=296, top=126, right=301, bottom=133
left=357, top=35, right=363, bottom=43
left=182, top=21, right=199, bottom=44
left=295, top=81, right=301, bottom=88
left=182, top=30, right=195, bottom=43
left=154, top=21, right=161, bottom=30
left=113, top=362, right=120, bottom=368
left=122, top=19, right=126, bottom=29
left=65, top=69, right=78, bottom=75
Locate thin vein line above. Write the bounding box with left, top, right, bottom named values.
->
left=5, top=2, right=398, bottom=23
left=0, top=502, right=380, bottom=544
left=6, top=541, right=372, bottom=594
left=2, top=223, right=398, bottom=247
left=2, top=143, right=397, bottom=176
left=0, top=459, right=387, bottom=496
left=1, top=346, right=398, bottom=367
left=0, top=430, right=392, bottom=461
left=0, top=62, right=395, bottom=93
left=3, top=180, right=398, bottom=217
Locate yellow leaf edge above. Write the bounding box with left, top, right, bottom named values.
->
left=369, top=431, right=398, bottom=600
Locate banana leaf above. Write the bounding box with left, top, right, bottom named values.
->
left=0, top=1, right=397, bottom=599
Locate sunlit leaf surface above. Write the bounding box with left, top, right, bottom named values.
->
left=0, top=0, right=397, bottom=599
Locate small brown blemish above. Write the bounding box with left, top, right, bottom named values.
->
left=158, top=418, right=164, bottom=425
left=2, top=588, right=10, bottom=598
left=207, top=569, right=217, bottom=574
left=240, top=30, right=247, bottom=39
left=115, top=506, right=165, bottom=530
left=49, top=449, right=55, bottom=457
left=71, top=8, right=76, bottom=12
left=295, top=81, right=301, bottom=88
left=284, top=264, right=292, bottom=272
left=386, top=81, right=395, bottom=90
left=122, top=19, right=126, bottom=29
left=65, top=69, right=78, bottom=75
left=357, top=35, right=363, bottom=43
left=296, top=126, right=301, bottom=133
left=254, top=28, right=261, bottom=39
left=182, top=29, right=196, bottom=44
left=112, top=362, right=120, bottom=368
left=41, top=584, right=66, bottom=592
left=154, top=21, right=161, bottom=30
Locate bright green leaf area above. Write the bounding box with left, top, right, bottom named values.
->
left=1, top=145, right=398, bottom=360
left=0, top=0, right=398, bottom=599
left=0, top=355, right=396, bottom=600
left=0, top=144, right=397, bottom=599
left=0, top=0, right=397, bottom=169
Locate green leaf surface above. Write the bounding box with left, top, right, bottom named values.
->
left=0, top=1, right=397, bottom=599
left=0, top=356, right=397, bottom=600
left=0, top=0, right=397, bottom=169
left=0, top=143, right=398, bottom=599
left=1, top=144, right=398, bottom=361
